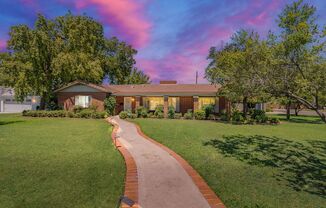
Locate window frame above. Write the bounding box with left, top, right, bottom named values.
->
left=74, top=95, right=92, bottom=108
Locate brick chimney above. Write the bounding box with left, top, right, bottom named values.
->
left=159, top=80, right=177, bottom=84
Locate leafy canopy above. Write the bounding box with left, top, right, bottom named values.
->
left=0, top=12, right=150, bottom=107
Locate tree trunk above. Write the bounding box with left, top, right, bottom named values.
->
left=243, top=97, right=248, bottom=117
left=40, top=97, right=46, bottom=110
left=315, top=93, right=319, bottom=110
left=288, top=92, right=326, bottom=123
left=286, top=100, right=291, bottom=120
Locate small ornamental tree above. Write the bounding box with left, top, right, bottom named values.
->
left=104, top=96, right=116, bottom=116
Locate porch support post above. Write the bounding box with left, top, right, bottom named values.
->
left=164, top=95, right=169, bottom=118
left=193, top=96, right=199, bottom=111
left=135, top=96, right=140, bottom=109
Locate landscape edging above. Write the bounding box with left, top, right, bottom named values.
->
left=107, top=118, right=139, bottom=208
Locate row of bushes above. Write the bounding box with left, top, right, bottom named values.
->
left=22, top=109, right=108, bottom=119
left=119, top=104, right=214, bottom=120
left=119, top=105, right=280, bottom=125
left=221, top=109, right=280, bottom=124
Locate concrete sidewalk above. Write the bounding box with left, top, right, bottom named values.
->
left=110, top=116, right=213, bottom=208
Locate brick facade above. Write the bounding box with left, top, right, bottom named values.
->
left=57, top=92, right=107, bottom=111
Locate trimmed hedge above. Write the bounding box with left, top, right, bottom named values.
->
left=22, top=110, right=107, bottom=119
left=194, top=110, right=205, bottom=120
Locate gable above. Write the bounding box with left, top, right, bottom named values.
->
left=61, top=84, right=103, bottom=93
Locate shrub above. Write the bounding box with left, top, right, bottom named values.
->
left=232, top=110, right=245, bottom=123
left=73, top=106, right=84, bottom=113
left=249, top=109, right=266, bottom=120
left=104, top=96, right=116, bottom=116
left=79, top=109, right=94, bottom=119
left=269, top=117, right=280, bottom=124
left=184, top=112, right=193, bottom=119
left=129, top=113, right=137, bottom=119
left=136, top=106, right=148, bottom=118
left=119, top=111, right=128, bottom=119
left=208, top=114, right=216, bottom=120
left=67, top=111, right=75, bottom=118
left=256, top=114, right=268, bottom=123
left=194, top=110, right=205, bottom=120
left=92, top=111, right=108, bottom=119
left=174, top=113, right=182, bottom=119
left=202, top=104, right=215, bottom=119
left=147, top=112, right=155, bottom=118
left=154, top=105, right=164, bottom=117
left=22, top=110, right=107, bottom=119
left=168, top=106, right=175, bottom=119
left=219, top=110, right=229, bottom=121
left=156, top=112, right=164, bottom=119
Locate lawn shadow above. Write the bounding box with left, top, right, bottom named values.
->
left=0, top=120, right=24, bottom=125
left=271, top=114, right=323, bottom=124
left=203, top=135, right=326, bottom=197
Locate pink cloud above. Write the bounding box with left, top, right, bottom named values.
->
left=75, top=0, right=151, bottom=48
left=227, top=0, right=283, bottom=26
left=137, top=26, right=232, bottom=83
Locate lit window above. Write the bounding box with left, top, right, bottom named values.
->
left=75, top=95, right=91, bottom=108
left=143, top=97, right=164, bottom=111
left=168, top=97, right=180, bottom=112
left=198, top=97, right=216, bottom=110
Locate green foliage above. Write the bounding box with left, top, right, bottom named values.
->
left=0, top=13, right=150, bottom=108
left=184, top=112, right=193, bottom=119
left=136, top=106, right=148, bottom=118
left=168, top=105, right=175, bottom=119
left=155, top=112, right=164, bottom=119
left=202, top=104, right=215, bottom=119
left=231, top=110, right=245, bottom=123
left=154, top=105, right=164, bottom=117
left=104, top=96, right=116, bottom=116
left=22, top=110, right=107, bottom=119
left=174, top=113, right=182, bottom=119
left=124, top=68, right=151, bottom=84
left=269, top=117, right=280, bottom=124
left=194, top=110, right=205, bottom=120
left=206, top=29, right=271, bottom=106
left=119, top=111, right=128, bottom=119
left=249, top=109, right=266, bottom=120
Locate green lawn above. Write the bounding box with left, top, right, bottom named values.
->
left=0, top=114, right=125, bottom=208
left=133, top=117, right=326, bottom=208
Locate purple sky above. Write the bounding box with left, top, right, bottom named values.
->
left=0, top=0, right=325, bottom=83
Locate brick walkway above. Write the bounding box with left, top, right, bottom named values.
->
left=109, top=116, right=225, bottom=208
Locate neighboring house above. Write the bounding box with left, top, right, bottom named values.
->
left=55, top=80, right=229, bottom=116
left=0, top=87, right=40, bottom=113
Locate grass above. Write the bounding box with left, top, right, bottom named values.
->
left=0, top=114, right=125, bottom=208
left=133, top=116, right=326, bottom=208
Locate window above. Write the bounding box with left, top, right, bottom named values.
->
left=198, top=97, right=216, bottom=110
left=75, top=95, right=91, bottom=108
left=143, top=97, right=164, bottom=111
left=168, top=97, right=180, bottom=112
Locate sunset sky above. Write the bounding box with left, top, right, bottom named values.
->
left=0, top=0, right=325, bottom=83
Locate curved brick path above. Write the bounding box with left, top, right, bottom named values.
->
left=109, top=116, right=225, bottom=208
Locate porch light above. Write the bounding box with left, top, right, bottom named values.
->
left=31, top=97, right=37, bottom=103
left=131, top=98, right=135, bottom=102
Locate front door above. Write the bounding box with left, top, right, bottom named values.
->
left=124, top=97, right=132, bottom=111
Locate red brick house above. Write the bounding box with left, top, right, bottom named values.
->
left=55, top=80, right=228, bottom=116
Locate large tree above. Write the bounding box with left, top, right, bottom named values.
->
left=206, top=29, right=270, bottom=116
left=0, top=13, right=150, bottom=108
left=266, top=0, right=326, bottom=122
